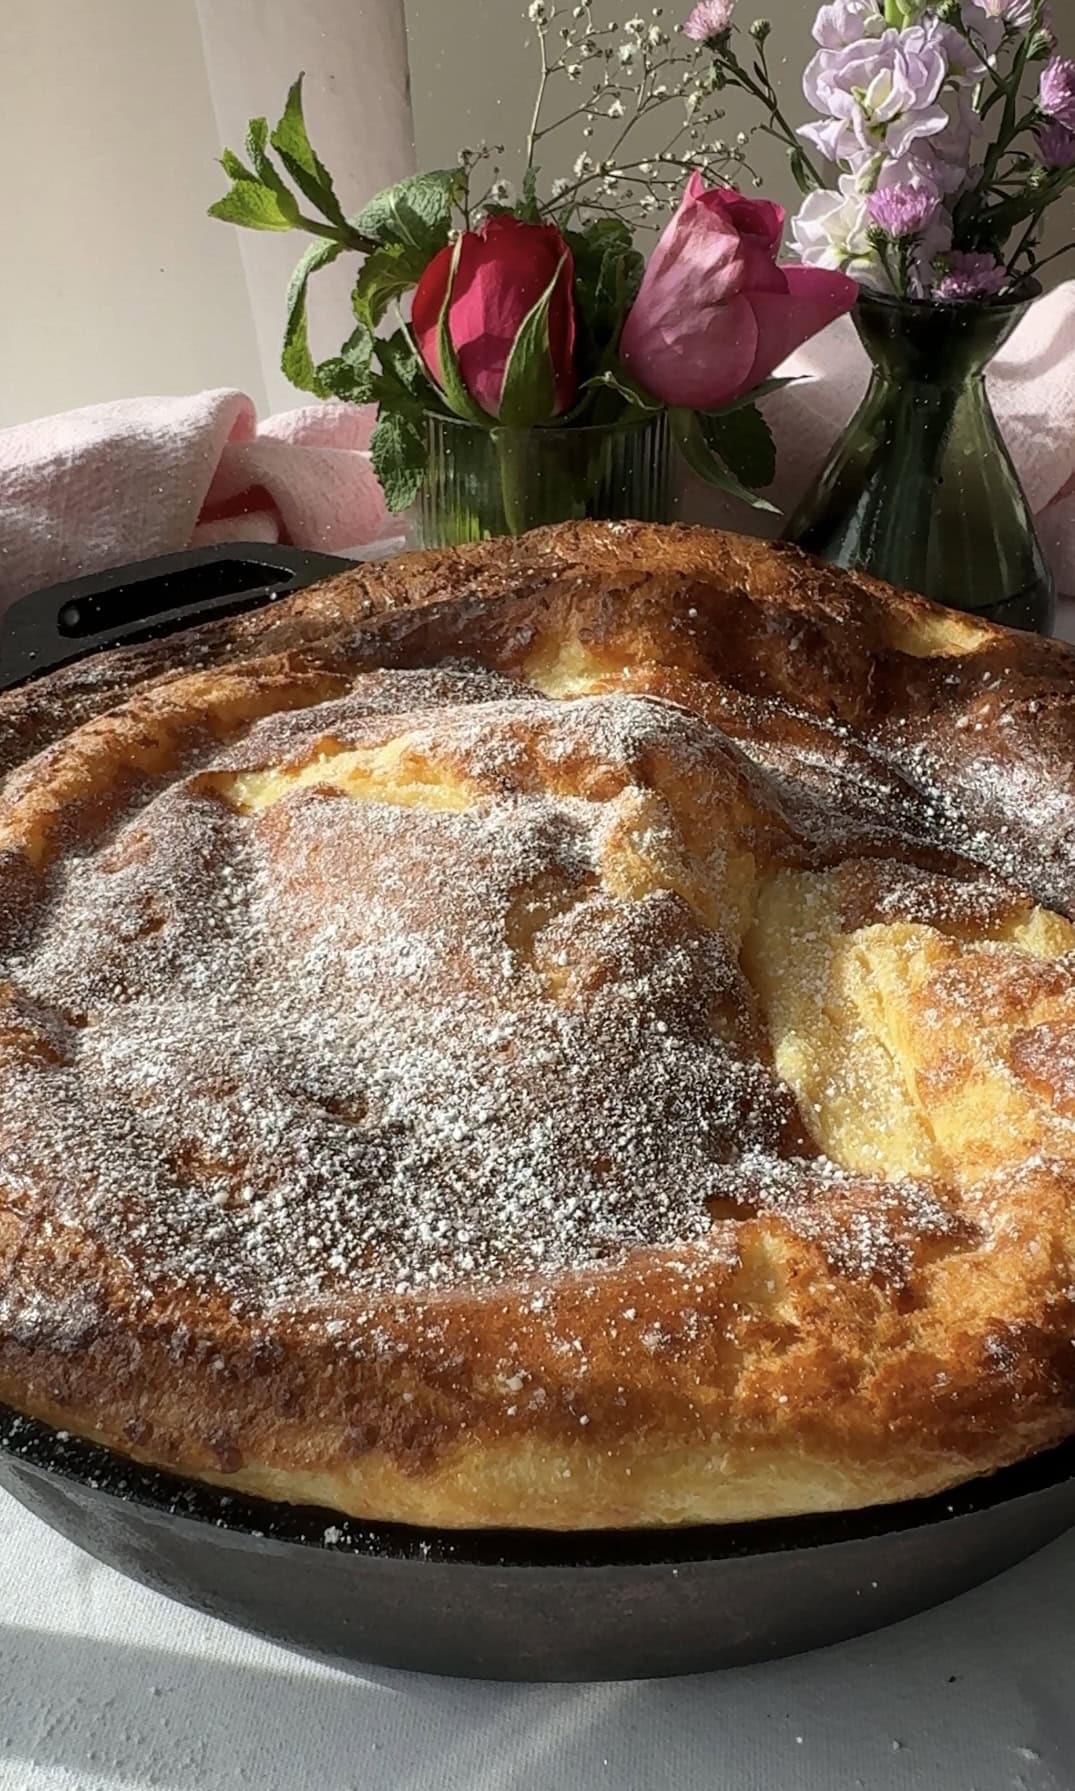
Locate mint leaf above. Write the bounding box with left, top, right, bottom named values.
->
left=208, top=180, right=298, bottom=232
left=315, top=324, right=375, bottom=401
left=497, top=255, right=569, bottom=427
left=282, top=239, right=345, bottom=393
left=566, top=218, right=644, bottom=384
left=353, top=170, right=464, bottom=256
left=270, top=75, right=346, bottom=228
left=370, top=407, right=428, bottom=512
left=700, top=403, right=776, bottom=490
left=220, top=147, right=256, bottom=182
left=517, top=167, right=541, bottom=224
left=434, top=237, right=492, bottom=425
left=670, top=408, right=780, bottom=513
left=375, top=328, right=433, bottom=402
left=244, top=117, right=300, bottom=223
left=351, top=242, right=428, bottom=330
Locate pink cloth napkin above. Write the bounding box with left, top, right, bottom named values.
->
left=0, top=389, right=393, bottom=614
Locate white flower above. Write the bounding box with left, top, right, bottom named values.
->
left=618, top=41, right=637, bottom=61
left=625, top=14, right=646, bottom=32
left=566, top=62, right=582, bottom=77
left=791, top=175, right=887, bottom=285
left=488, top=179, right=515, bottom=203
left=573, top=151, right=594, bottom=176
left=608, top=96, right=625, bottom=115
left=551, top=176, right=572, bottom=197
left=528, top=0, right=550, bottom=22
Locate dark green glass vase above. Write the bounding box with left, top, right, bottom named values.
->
left=784, top=291, right=1055, bottom=635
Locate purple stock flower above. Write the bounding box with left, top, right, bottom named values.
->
left=1037, top=119, right=1075, bottom=167
left=683, top=0, right=735, bottom=42
left=1040, top=57, right=1075, bottom=132
left=867, top=182, right=940, bottom=238
left=940, top=4, right=1002, bottom=79
left=981, top=0, right=1034, bottom=22
left=811, top=0, right=886, bottom=50
left=934, top=251, right=1008, bottom=300
left=801, top=23, right=950, bottom=166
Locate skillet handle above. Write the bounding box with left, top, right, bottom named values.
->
left=0, top=543, right=357, bottom=687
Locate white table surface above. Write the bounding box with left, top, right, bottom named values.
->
left=2, top=588, right=1073, bottom=1791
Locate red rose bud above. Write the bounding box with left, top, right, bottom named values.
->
left=413, top=216, right=577, bottom=424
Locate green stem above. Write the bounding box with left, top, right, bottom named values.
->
left=1005, top=212, right=1042, bottom=276
left=525, top=25, right=551, bottom=176
left=981, top=162, right=1075, bottom=239
left=977, top=38, right=1034, bottom=197
left=1023, top=240, right=1075, bottom=277
left=721, top=48, right=823, bottom=191
left=298, top=212, right=378, bottom=254
left=495, top=427, right=537, bottom=535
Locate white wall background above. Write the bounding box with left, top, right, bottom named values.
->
left=0, top=0, right=413, bottom=429
left=0, top=0, right=268, bottom=427
left=2, top=0, right=1072, bottom=432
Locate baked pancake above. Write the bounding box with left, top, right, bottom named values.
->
left=0, top=521, right=1073, bottom=1530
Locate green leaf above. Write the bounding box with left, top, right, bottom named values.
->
left=220, top=146, right=256, bottom=183
left=578, top=216, right=634, bottom=251
left=497, top=254, right=568, bottom=428
left=700, top=403, right=777, bottom=491
left=517, top=167, right=541, bottom=224
left=270, top=75, right=346, bottom=227
left=282, top=238, right=346, bottom=394
left=352, top=169, right=465, bottom=255
left=707, top=375, right=802, bottom=415
left=565, top=218, right=644, bottom=382
left=351, top=242, right=428, bottom=330
left=244, top=117, right=300, bottom=223
left=208, top=179, right=298, bottom=233
left=369, top=407, right=429, bottom=512
left=314, top=325, right=376, bottom=402
left=375, top=327, right=433, bottom=402
left=434, top=237, right=493, bottom=425
left=669, top=408, right=780, bottom=513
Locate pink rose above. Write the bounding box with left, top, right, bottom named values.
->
left=412, top=216, right=576, bottom=422
left=620, top=174, right=857, bottom=411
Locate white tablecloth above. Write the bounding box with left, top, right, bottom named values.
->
left=0, top=1489, right=1072, bottom=1791
left=1, top=594, right=1073, bottom=1791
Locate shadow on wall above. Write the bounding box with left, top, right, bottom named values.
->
left=0, top=1527, right=1072, bottom=1791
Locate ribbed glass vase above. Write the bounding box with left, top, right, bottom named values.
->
left=784, top=290, right=1055, bottom=635
left=412, top=411, right=671, bottom=547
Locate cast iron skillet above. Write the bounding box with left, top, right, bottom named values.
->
left=0, top=547, right=1073, bottom=1682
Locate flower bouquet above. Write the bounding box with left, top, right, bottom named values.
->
left=688, top=0, right=1075, bottom=628
left=208, top=4, right=856, bottom=543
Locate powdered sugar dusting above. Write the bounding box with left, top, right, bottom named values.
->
left=0, top=676, right=808, bottom=1321
left=0, top=656, right=1052, bottom=1340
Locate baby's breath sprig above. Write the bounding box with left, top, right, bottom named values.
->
left=506, top=1, right=746, bottom=226
left=696, top=16, right=825, bottom=195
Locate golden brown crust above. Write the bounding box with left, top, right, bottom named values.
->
left=0, top=520, right=1073, bottom=1529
